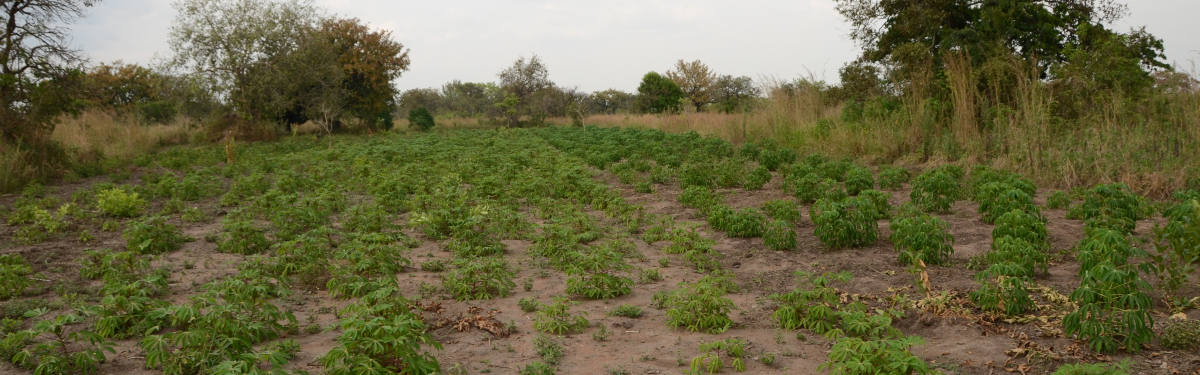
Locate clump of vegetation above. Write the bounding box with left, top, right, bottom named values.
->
left=216, top=219, right=271, bottom=255
left=743, top=165, right=772, bottom=190
left=124, top=215, right=189, bottom=254
left=763, top=219, right=797, bottom=251
left=96, top=188, right=147, bottom=217
left=565, top=247, right=634, bottom=299
left=663, top=280, right=736, bottom=334
left=812, top=197, right=879, bottom=249
left=761, top=199, right=802, bottom=223
left=0, top=254, right=33, bottom=300
left=1047, top=190, right=1071, bottom=209
left=1159, top=320, right=1200, bottom=350
left=689, top=338, right=748, bottom=373
left=909, top=168, right=962, bottom=213
left=1068, top=183, right=1146, bottom=234
left=608, top=304, right=643, bottom=318
left=442, top=257, right=516, bottom=301
left=707, top=206, right=766, bottom=238
left=533, top=335, right=564, bottom=365
left=534, top=297, right=589, bottom=334
left=844, top=167, right=874, bottom=196
left=1050, top=360, right=1132, bottom=375
left=877, top=167, right=910, bottom=190
left=889, top=210, right=954, bottom=266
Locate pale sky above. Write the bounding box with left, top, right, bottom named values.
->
left=70, top=0, right=1200, bottom=93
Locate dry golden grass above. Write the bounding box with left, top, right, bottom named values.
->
left=51, top=110, right=199, bottom=160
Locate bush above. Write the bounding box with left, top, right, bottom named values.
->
left=772, top=271, right=851, bottom=334
left=320, top=288, right=441, bottom=375
left=992, top=209, right=1049, bottom=250
left=442, top=257, right=516, bottom=301
left=764, top=219, right=797, bottom=251
left=1050, top=360, right=1132, bottom=375
left=889, top=213, right=954, bottom=266
left=877, top=166, right=910, bottom=190
left=707, top=206, right=766, bottom=238
left=534, top=296, right=589, bottom=334
left=608, top=304, right=643, bottom=318
left=408, top=107, right=435, bottom=131
left=533, top=335, right=564, bottom=365
left=678, top=186, right=724, bottom=215
left=1159, top=320, right=1200, bottom=350
left=1063, top=261, right=1154, bottom=353
left=1067, top=183, right=1145, bottom=233
left=910, top=170, right=961, bottom=213
left=664, top=281, right=735, bottom=334
left=124, top=215, right=189, bottom=254
left=812, top=197, right=879, bottom=249
left=844, top=168, right=874, bottom=196
left=565, top=248, right=634, bottom=299
left=820, top=335, right=932, bottom=375
left=1047, top=190, right=1070, bottom=209
left=793, top=173, right=845, bottom=204
left=679, top=162, right=716, bottom=189
left=858, top=189, right=891, bottom=219
left=216, top=219, right=271, bottom=255
left=96, top=188, right=147, bottom=217
left=743, top=165, right=772, bottom=190
left=977, top=183, right=1042, bottom=224
left=0, top=254, right=32, bottom=300
left=761, top=199, right=802, bottom=223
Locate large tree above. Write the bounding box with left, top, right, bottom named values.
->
left=712, top=75, right=759, bottom=113
left=1, top=0, right=99, bottom=143
left=496, top=54, right=554, bottom=126
left=634, top=72, right=684, bottom=114
left=321, top=18, right=409, bottom=129
left=666, top=59, right=716, bottom=112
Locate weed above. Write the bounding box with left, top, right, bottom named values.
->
left=0, top=254, right=33, bottom=300
left=124, top=215, right=189, bottom=255
left=1159, top=320, right=1200, bottom=350
left=759, top=352, right=776, bottom=366
left=520, top=297, right=540, bottom=313
left=1050, top=360, right=1132, bottom=375
left=812, top=197, right=879, bottom=249
left=96, top=188, right=147, bottom=217
left=521, top=361, right=556, bottom=375
left=534, top=296, right=589, bottom=334
left=523, top=276, right=535, bottom=291
left=592, top=324, right=612, bottom=341
left=639, top=268, right=663, bottom=283
left=764, top=219, right=797, bottom=251
left=664, top=280, right=735, bottom=334
left=533, top=335, right=564, bottom=365
left=565, top=247, right=634, bottom=299
left=608, top=304, right=643, bottom=318
left=442, top=257, right=516, bottom=301
left=1047, top=190, right=1070, bottom=209
left=420, top=259, right=446, bottom=272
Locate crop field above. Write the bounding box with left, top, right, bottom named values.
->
left=1, top=127, right=1199, bottom=375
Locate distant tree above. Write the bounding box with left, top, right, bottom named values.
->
left=441, top=80, right=499, bottom=117
left=320, top=18, right=410, bottom=130
left=712, top=75, right=759, bottom=113
left=634, top=72, right=684, bottom=114
left=589, top=89, right=635, bottom=114
left=407, top=107, right=434, bottom=132
left=666, top=59, right=716, bottom=112
left=1, top=0, right=98, bottom=144
left=398, top=88, right=445, bottom=116
left=496, top=54, right=554, bottom=126
left=167, top=0, right=323, bottom=121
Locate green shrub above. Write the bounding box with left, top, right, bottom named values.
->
left=565, top=248, right=634, bottom=299
left=0, top=254, right=32, bottom=300
left=976, top=182, right=1040, bottom=223
left=326, top=234, right=411, bottom=299
left=10, top=308, right=116, bottom=375
left=1149, top=200, right=1200, bottom=304
left=793, top=173, right=845, bottom=204
left=664, top=226, right=714, bottom=255
left=772, top=271, right=851, bottom=334
left=967, top=166, right=1035, bottom=199
left=650, top=165, right=673, bottom=184
left=992, top=209, right=1049, bottom=250
left=812, top=197, right=879, bottom=249
left=408, top=107, right=435, bottom=131
left=520, top=361, right=556, bottom=375
left=533, top=335, right=564, bottom=365
left=844, top=168, right=874, bottom=196
left=664, top=280, right=735, bottom=334
left=534, top=296, right=589, bottom=334
left=96, top=188, right=147, bottom=217
left=320, top=287, right=441, bottom=375
left=909, top=170, right=961, bottom=213
left=858, top=189, right=891, bottom=219
left=714, top=159, right=746, bottom=188
left=124, top=215, right=189, bottom=255
left=1050, top=360, right=1132, bottom=375
left=707, top=206, right=766, bottom=238
left=442, top=257, right=516, bottom=301
left=743, top=165, right=772, bottom=190
left=1063, top=261, right=1154, bottom=353
left=680, top=162, right=716, bottom=189
left=761, top=199, right=802, bottom=223
left=689, top=338, right=748, bottom=373
left=1047, top=190, right=1070, bottom=209
left=820, top=335, right=932, bottom=375
left=889, top=213, right=954, bottom=266
left=519, top=297, right=540, bottom=313
left=679, top=186, right=724, bottom=215
left=817, top=160, right=853, bottom=181
left=764, top=220, right=797, bottom=251
left=13, top=205, right=70, bottom=244
left=1067, top=183, right=1145, bottom=233
left=608, top=304, right=643, bottom=318
left=216, top=219, right=271, bottom=255
left=971, top=272, right=1035, bottom=316
left=1159, top=320, right=1200, bottom=350
left=877, top=166, right=910, bottom=190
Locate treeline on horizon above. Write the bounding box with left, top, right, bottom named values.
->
left=1, top=0, right=1199, bottom=195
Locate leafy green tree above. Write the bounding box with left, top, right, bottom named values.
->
left=408, top=107, right=434, bottom=132
left=634, top=72, right=684, bottom=114
left=496, top=54, right=553, bottom=127
left=666, top=59, right=716, bottom=112
left=589, top=89, right=635, bottom=114
left=712, top=75, right=759, bottom=113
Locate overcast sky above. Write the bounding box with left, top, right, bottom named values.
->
left=71, top=0, right=1200, bottom=93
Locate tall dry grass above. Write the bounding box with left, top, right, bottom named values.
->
left=51, top=110, right=199, bottom=161
left=548, top=70, right=1200, bottom=197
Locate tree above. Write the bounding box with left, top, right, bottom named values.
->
left=398, top=88, right=444, bottom=116
left=590, top=89, right=634, bottom=114
left=167, top=0, right=323, bottom=120
left=496, top=54, right=554, bottom=127
left=320, top=18, right=410, bottom=130
left=634, top=72, right=684, bottom=114
left=712, top=75, right=760, bottom=113
left=441, top=80, right=500, bottom=117
left=1, top=0, right=99, bottom=144
left=407, top=107, right=434, bottom=132
left=666, top=59, right=716, bottom=112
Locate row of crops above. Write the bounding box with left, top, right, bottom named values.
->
left=0, top=126, right=1197, bottom=374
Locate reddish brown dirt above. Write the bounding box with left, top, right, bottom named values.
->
left=1, top=168, right=1198, bottom=375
